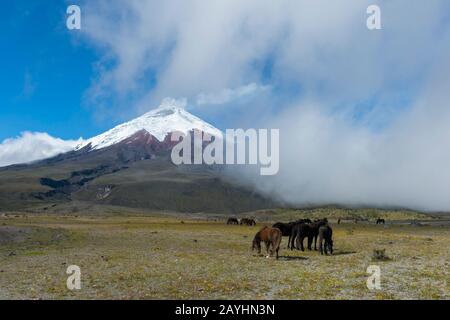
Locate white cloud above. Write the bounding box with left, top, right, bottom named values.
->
left=230, top=56, right=450, bottom=212
left=80, top=0, right=449, bottom=109
left=0, top=132, right=82, bottom=167
left=160, top=97, right=187, bottom=109
left=196, top=83, right=270, bottom=106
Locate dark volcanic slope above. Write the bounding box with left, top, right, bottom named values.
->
left=0, top=131, right=275, bottom=214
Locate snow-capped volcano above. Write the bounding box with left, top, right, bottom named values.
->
left=76, top=100, right=222, bottom=151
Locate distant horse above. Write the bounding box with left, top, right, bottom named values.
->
left=240, top=218, right=256, bottom=226
left=318, top=225, right=333, bottom=255
left=376, top=218, right=385, bottom=225
left=291, top=218, right=328, bottom=251
left=227, top=218, right=239, bottom=225
left=252, top=226, right=282, bottom=259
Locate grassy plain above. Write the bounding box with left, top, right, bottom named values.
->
left=0, top=211, right=449, bottom=300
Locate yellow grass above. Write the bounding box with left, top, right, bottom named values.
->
left=0, top=214, right=449, bottom=299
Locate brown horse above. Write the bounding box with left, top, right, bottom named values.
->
left=252, top=226, right=282, bottom=259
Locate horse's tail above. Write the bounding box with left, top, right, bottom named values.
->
left=273, top=229, right=282, bottom=259
left=273, top=229, right=282, bottom=250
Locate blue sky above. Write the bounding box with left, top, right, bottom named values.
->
left=0, top=2, right=107, bottom=141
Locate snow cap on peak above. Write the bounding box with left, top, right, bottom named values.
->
left=75, top=97, right=221, bottom=151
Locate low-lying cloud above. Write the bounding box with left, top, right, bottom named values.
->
left=0, top=132, right=82, bottom=167
left=229, top=57, right=450, bottom=212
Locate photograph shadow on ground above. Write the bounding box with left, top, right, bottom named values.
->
left=331, top=250, right=357, bottom=256
left=278, top=256, right=309, bottom=261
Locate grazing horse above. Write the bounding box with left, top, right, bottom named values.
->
left=272, top=222, right=295, bottom=248
left=240, top=218, right=256, bottom=226
left=376, top=218, right=385, bottom=225
left=252, top=226, right=282, bottom=259
left=291, top=218, right=328, bottom=251
left=318, top=225, right=333, bottom=255
left=227, top=218, right=239, bottom=225
left=274, top=219, right=312, bottom=249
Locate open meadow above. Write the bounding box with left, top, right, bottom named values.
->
left=0, top=211, right=449, bottom=300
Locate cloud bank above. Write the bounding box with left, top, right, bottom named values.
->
left=74, top=1, right=450, bottom=211
left=0, top=132, right=82, bottom=167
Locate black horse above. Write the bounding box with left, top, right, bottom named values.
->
left=272, top=222, right=295, bottom=248
left=318, top=225, right=333, bottom=255
left=291, top=218, right=328, bottom=251
left=240, top=218, right=256, bottom=226
left=273, top=219, right=312, bottom=248
left=227, top=218, right=239, bottom=225
left=376, top=218, right=385, bottom=225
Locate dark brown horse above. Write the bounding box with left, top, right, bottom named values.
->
left=252, top=226, right=282, bottom=259
left=291, top=218, right=328, bottom=251
left=273, top=219, right=311, bottom=249
left=318, top=225, right=333, bottom=255
left=241, top=218, right=256, bottom=226
left=376, top=218, right=385, bottom=225
left=227, top=218, right=239, bottom=225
